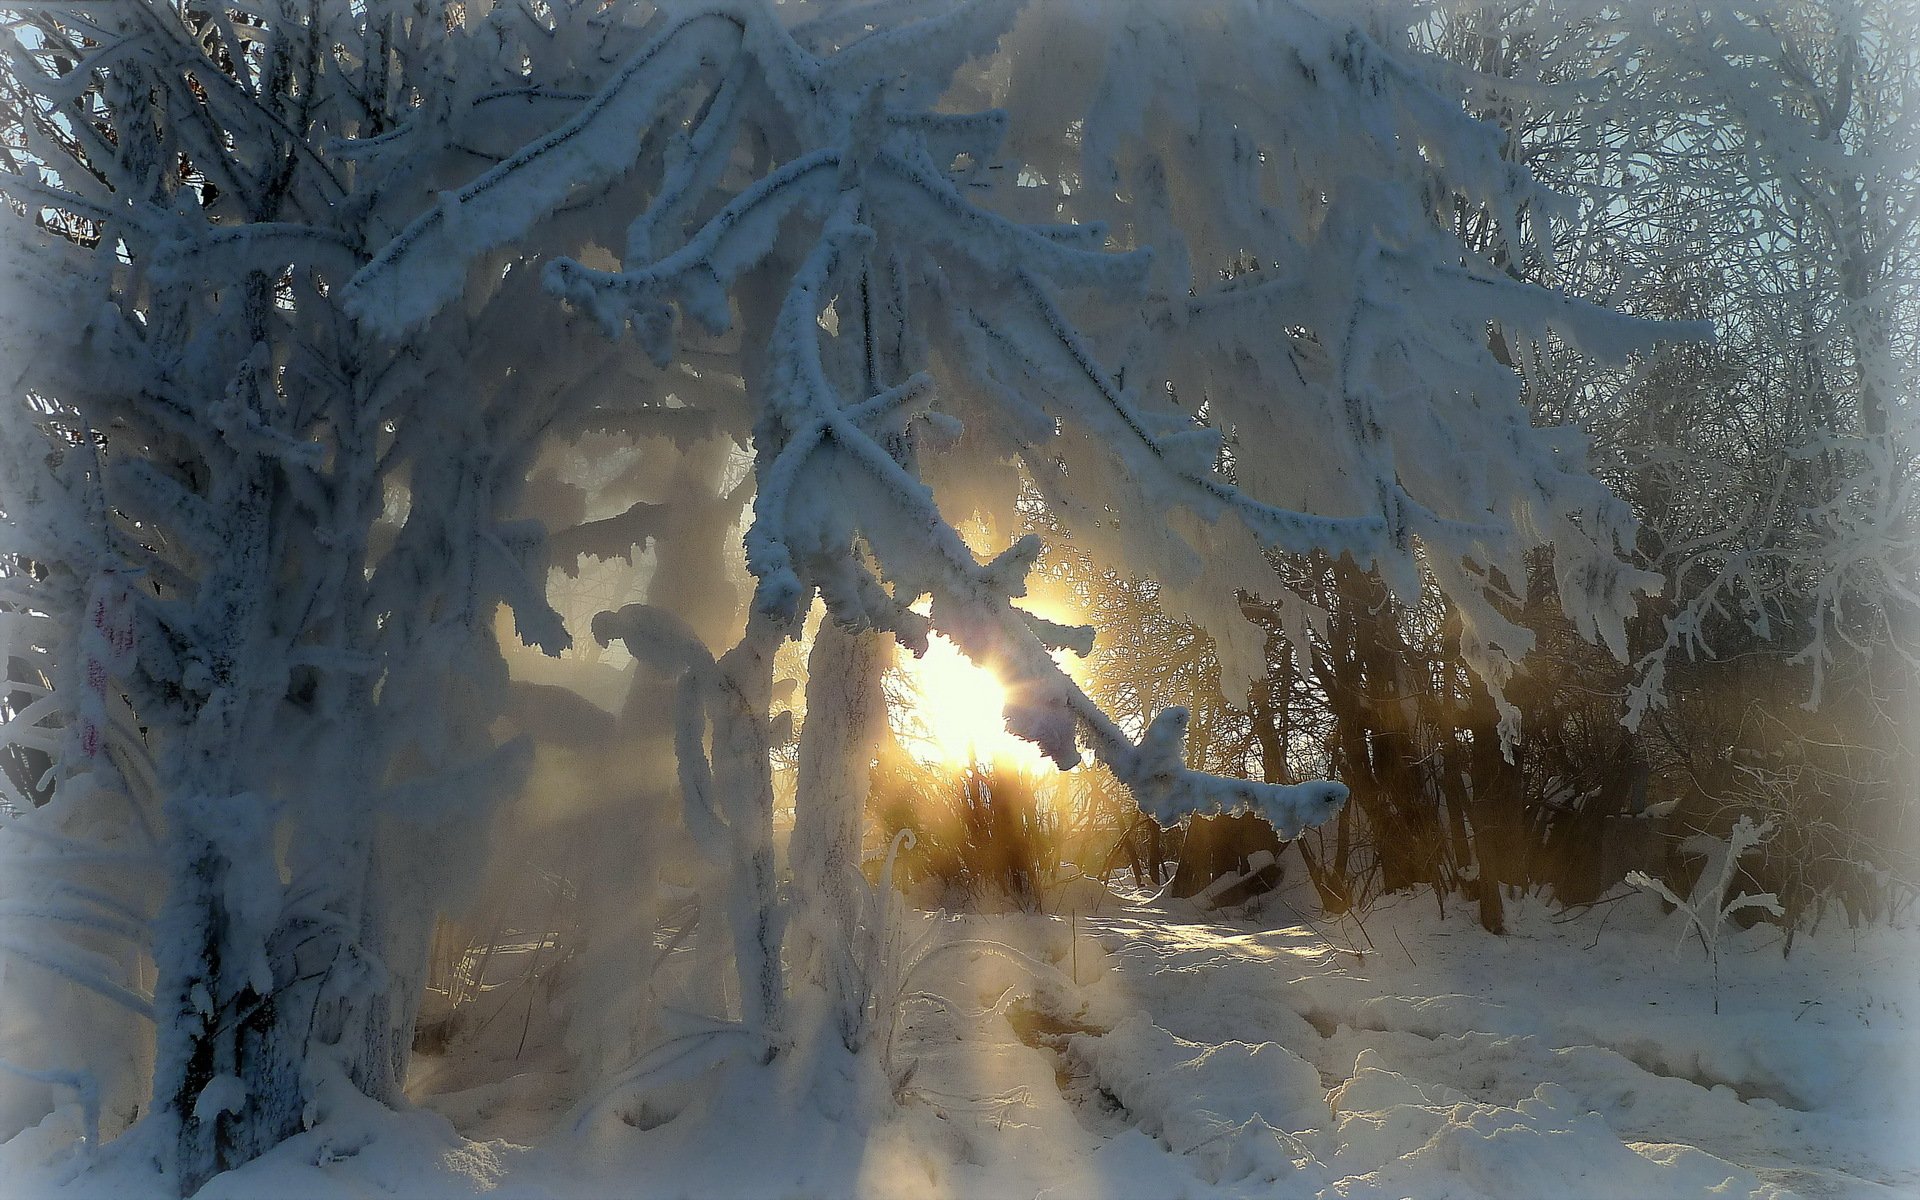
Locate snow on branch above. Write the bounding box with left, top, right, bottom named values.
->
left=488, top=1, right=1419, bottom=835
left=350, top=0, right=1692, bottom=839
left=345, top=9, right=748, bottom=334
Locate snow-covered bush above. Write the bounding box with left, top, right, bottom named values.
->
left=1693, top=723, right=1917, bottom=941
left=871, top=754, right=1060, bottom=913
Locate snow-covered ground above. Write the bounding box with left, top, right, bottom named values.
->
left=8, top=880, right=1917, bottom=1199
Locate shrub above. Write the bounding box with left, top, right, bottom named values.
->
left=870, top=753, right=1062, bottom=913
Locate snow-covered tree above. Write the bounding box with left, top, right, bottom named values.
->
left=348, top=0, right=1691, bottom=1087
left=0, top=2, right=666, bottom=1189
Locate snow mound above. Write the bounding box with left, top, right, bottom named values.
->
left=1328, top=1052, right=1776, bottom=1200
left=1068, top=1014, right=1327, bottom=1186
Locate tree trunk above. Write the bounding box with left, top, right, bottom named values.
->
left=790, top=623, right=889, bottom=1049
left=154, top=829, right=284, bottom=1197
left=710, top=618, right=786, bottom=1044
left=1168, top=814, right=1283, bottom=901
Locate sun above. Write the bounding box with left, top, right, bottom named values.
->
left=890, top=633, right=1055, bottom=772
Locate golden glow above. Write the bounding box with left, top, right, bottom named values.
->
left=891, top=633, right=1054, bottom=772
left=885, top=565, right=1092, bottom=775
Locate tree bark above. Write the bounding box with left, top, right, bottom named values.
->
left=791, top=623, right=890, bottom=1049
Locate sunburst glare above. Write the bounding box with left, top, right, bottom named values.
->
left=889, top=633, right=1057, bottom=772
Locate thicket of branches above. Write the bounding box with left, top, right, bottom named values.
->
left=1046, top=0, right=1918, bottom=933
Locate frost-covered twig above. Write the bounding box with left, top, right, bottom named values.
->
left=1627, top=815, right=1785, bottom=1013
